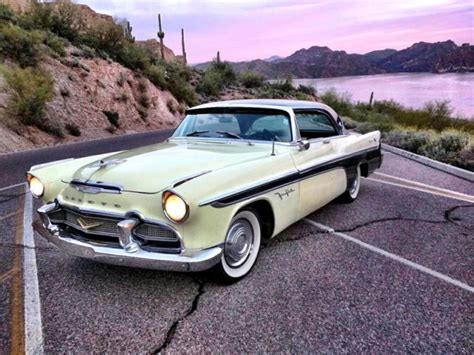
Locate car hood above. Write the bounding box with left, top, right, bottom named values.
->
left=68, top=140, right=278, bottom=194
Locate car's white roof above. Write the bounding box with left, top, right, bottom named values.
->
left=190, top=99, right=338, bottom=118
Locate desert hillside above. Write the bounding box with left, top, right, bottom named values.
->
left=0, top=1, right=316, bottom=154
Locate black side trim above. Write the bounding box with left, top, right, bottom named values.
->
left=206, top=146, right=382, bottom=208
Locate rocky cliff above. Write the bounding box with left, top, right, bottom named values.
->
left=0, top=47, right=182, bottom=153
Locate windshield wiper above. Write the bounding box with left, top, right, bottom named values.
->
left=185, top=130, right=209, bottom=137
left=216, top=131, right=254, bottom=145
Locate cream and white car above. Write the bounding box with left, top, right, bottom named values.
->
left=29, top=99, right=383, bottom=282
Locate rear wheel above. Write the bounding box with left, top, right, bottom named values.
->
left=214, top=209, right=261, bottom=284
left=341, top=165, right=361, bottom=203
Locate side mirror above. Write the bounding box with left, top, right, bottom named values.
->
left=297, top=139, right=310, bottom=151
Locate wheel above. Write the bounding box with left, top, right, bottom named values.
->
left=341, top=165, right=361, bottom=203
left=213, top=209, right=261, bottom=284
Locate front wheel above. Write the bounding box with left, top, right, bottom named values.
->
left=213, top=209, right=261, bottom=284
left=341, top=165, right=361, bottom=203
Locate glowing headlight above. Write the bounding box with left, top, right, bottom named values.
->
left=27, top=174, right=44, bottom=198
left=162, top=191, right=189, bottom=223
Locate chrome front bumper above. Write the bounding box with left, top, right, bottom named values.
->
left=37, top=203, right=222, bottom=272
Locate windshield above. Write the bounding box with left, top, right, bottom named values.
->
left=172, top=108, right=292, bottom=142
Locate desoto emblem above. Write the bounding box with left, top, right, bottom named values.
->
left=77, top=217, right=103, bottom=230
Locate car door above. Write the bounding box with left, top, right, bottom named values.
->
left=291, top=110, right=349, bottom=218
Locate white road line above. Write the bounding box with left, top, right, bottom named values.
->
left=0, top=182, right=27, bottom=193
left=367, top=177, right=474, bottom=203
left=303, top=218, right=474, bottom=293
left=22, top=189, right=44, bottom=354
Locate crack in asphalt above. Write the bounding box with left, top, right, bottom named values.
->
left=153, top=277, right=206, bottom=354
left=0, top=242, right=51, bottom=251
left=337, top=216, right=446, bottom=233
left=444, top=204, right=474, bottom=225
left=270, top=204, right=473, bottom=246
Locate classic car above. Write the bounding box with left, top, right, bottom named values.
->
left=29, top=99, right=383, bottom=282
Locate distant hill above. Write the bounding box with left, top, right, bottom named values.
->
left=194, top=40, right=474, bottom=78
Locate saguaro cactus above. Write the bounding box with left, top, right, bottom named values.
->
left=124, top=20, right=134, bottom=41
left=216, top=51, right=221, bottom=63
left=181, top=28, right=187, bottom=65
left=157, top=14, right=165, bottom=60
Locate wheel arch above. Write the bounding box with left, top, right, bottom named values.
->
left=239, top=199, right=275, bottom=239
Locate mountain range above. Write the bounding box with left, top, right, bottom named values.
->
left=195, top=40, right=474, bottom=79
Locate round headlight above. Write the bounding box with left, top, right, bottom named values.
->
left=162, top=191, right=189, bottom=223
left=28, top=175, right=44, bottom=198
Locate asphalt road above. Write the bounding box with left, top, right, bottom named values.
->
left=0, top=130, right=473, bottom=353
left=0, top=129, right=173, bottom=189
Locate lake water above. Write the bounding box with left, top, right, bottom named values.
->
left=294, top=73, right=474, bottom=119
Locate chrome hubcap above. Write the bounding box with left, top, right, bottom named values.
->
left=224, top=219, right=253, bottom=268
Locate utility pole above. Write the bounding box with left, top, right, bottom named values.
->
left=181, top=28, right=187, bottom=65
left=157, top=14, right=165, bottom=60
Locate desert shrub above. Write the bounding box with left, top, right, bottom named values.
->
left=65, top=122, right=81, bottom=136
left=341, top=116, right=358, bottom=129
left=20, top=1, right=83, bottom=42
left=0, top=4, right=16, bottom=23
left=81, top=19, right=124, bottom=55
left=137, top=107, right=148, bottom=121
left=240, top=71, right=265, bottom=88
left=320, top=88, right=353, bottom=117
left=268, top=76, right=294, bottom=92
left=197, top=61, right=236, bottom=96
left=102, top=110, right=120, bottom=128
left=162, top=62, right=196, bottom=105
left=297, top=84, right=316, bottom=96
left=77, top=44, right=96, bottom=58
left=144, top=64, right=166, bottom=89
left=166, top=99, right=177, bottom=114
left=424, top=100, right=452, bottom=131
left=420, top=130, right=470, bottom=166
left=43, top=32, right=67, bottom=56
left=0, top=23, right=43, bottom=67
left=136, top=77, right=148, bottom=93
left=117, top=72, right=127, bottom=87
left=117, top=42, right=150, bottom=71
left=137, top=93, right=150, bottom=108
left=197, top=70, right=222, bottom=96
left=41, top=119, right=65, bottom=138
left=3, top=66, right=54, bottom=128
left=383, top=129, right=433, bottom=154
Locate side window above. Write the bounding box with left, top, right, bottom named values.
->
left=296, top=112, right=338, bottom=139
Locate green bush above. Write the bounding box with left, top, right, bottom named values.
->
left=3, top=66, right=54, bottom=128
left=81, top=19, right=124, bottom=56
left=0, top=4, right=16, bottom=23
left=43, top=32, right=67, bottom=56
left=383, top=129, right=433, bottom=154
left=320, top=89, right=353, bottom=117
left=297, top=84, right=316, bottom=96
left=0, top=23, right=43, bottom=67
left=117, top=42, right=150, bottom=71
left=143, top=64, right=166, bottom=89
left=198, top=61, right=236, bottom=96
left=240, top=71, right=264, bottom=88
left=420, top=130, right=470, bottom=164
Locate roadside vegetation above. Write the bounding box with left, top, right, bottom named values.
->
left=197, top=62, right=316, bottom=101
left=321, top=89, right=474, bottom=171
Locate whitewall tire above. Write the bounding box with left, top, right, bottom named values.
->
left=215, top=209, right=261, bottom=283
left=342, top=165, right=361, bottom=202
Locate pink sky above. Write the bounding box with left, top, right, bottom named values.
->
left=78, top=0, right=474, bottom=63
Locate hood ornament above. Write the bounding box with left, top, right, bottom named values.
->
left=91, top=159, right=127, bottom=169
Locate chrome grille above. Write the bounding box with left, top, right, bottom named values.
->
left=63, top=210, right=119, bottom=236
left=134, top=224, right=178, bottom=242
left=46, top=206, right=182, bottom=253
